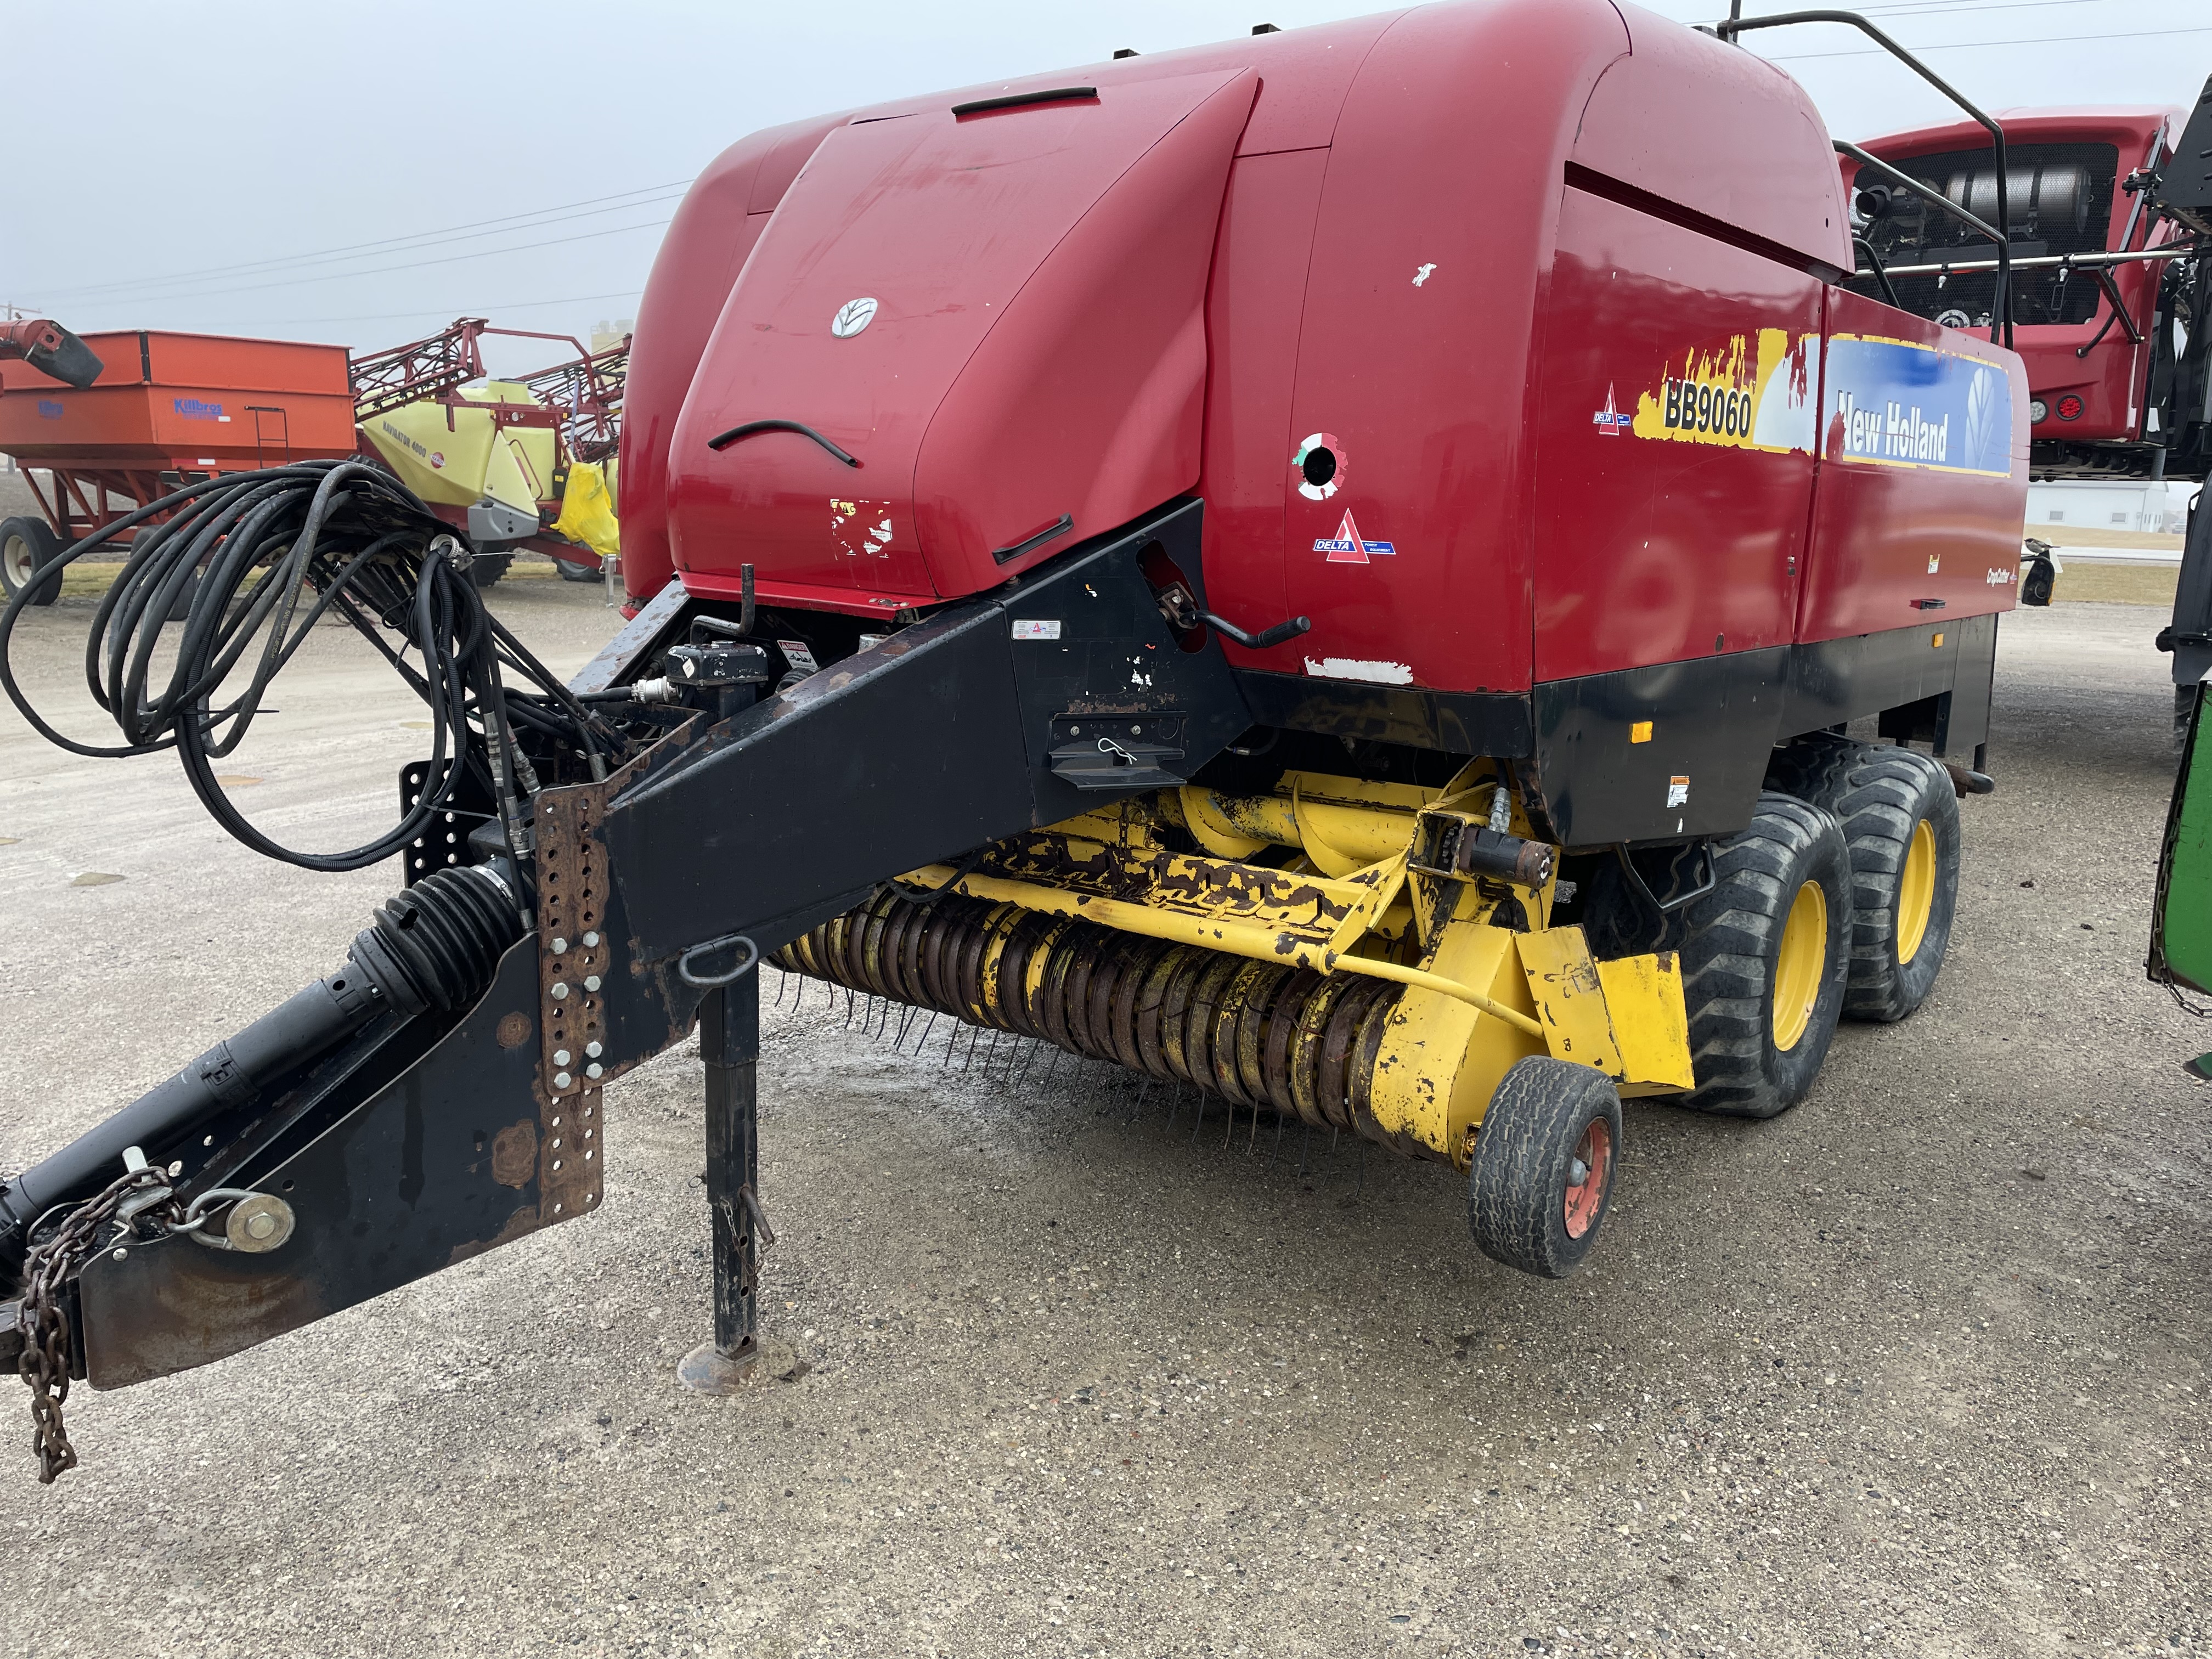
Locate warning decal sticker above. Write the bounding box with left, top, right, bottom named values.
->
left=1313, top=509, right=1395, bottom=565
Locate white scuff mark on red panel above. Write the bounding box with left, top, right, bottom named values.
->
left=831, top=496, right=895, bottom=557
left=1304, top=656, right=1414, bottom=686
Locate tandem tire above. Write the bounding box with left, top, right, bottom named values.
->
left=1769, top=737, right=1961, bottom=1023
left=469, top=552, right=515, bottom=589
left=1468, top=1056, right=1623, bottom=1279
left=1, top=516, right=63, bottom=607
left=554, top=556, right=601, bottom=583
left=1675, top=792, right=1852, bottom=1119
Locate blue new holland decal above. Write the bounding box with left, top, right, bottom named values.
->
left=1825, top=335, right=2013, bottom=478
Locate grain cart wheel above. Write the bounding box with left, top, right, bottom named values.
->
left=0, top=516, right=63, bottom=607
left=1675, top=793, right=1852, bottom=1119
left=1770, top=738, right=1960, bottom=1023
left=1468, top=1056, right=1623, bottom=1278
left=555, top=556, right=600, bottom=583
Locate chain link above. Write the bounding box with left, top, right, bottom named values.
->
left=2164, top=975, right=2212, bottom=1021
left=16, top=1166, right=177, bottom=1483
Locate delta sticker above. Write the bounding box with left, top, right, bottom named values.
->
left=1592, top=383, right=1632, bottom=435
left=1314, top=509, right=1395, bottom=565
left=1293, top=432, right=1346, bottom=501
left=1629, top=329, right=1818, bottom=454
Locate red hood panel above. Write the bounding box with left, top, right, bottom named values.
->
left=667, top=69, right=1257, bottom=601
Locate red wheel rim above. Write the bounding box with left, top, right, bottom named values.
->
left=1562, top=1119, right=1612, bottom=1239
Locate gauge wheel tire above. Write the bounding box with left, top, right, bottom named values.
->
left=469, top=553, right=514, bottom=589
left=1468, top=1056, right=1623, bottom=1279
left=554, top=556, right=601, bottom=583
left=1770, top=737, right=1961, bottom=1023
left=1, top=516, right=63, bottom=607
left=1675, top=791, right=1852, bottom=1120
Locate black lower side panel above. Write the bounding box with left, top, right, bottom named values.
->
left=1228, top=618, right=2000, bottom=850
left=1528, top=647, right=1793, bottom=848
left=1783, top=612, right=1996, bottom=758
left=1523, top=618, right=1998, bottom=848
left=1233, top=670, right=1534, bottom=757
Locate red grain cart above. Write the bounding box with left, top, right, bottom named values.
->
left=0, top=330, right=354, bottom=603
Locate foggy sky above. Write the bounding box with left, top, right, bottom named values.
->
left=4, top=0, right=2205, bottom=374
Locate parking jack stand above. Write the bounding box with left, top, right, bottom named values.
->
left=678, top=970, right=776, bottom=1393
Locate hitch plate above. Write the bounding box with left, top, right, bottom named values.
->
left=535, top=786, right=610, bottom=1224
left=75, top=940, right=577, bottom=1390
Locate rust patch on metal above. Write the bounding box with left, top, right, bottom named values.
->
left=533, top=727, right=677, bottom=1228
left=490, top=1120, right=539, bottom=1188
left=447, top=1200, right=540, bottom=1267
left=495, top=1011, right=533, bottom=1049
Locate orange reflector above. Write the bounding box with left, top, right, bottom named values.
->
left=1932, top=632, right=1945, bottom=648
left=1630, top=720, right=1653, bottom=743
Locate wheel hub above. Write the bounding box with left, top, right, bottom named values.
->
left=1897, top=817, right=1937, bottom=964
left=1562, top=1119, right=1611, bottom=1239
left=1771, top=878, right=1827, bottom=1052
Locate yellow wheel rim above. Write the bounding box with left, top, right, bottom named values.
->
left=1771, top=879, right=1827, bottom=1052
left=1897, top=818, right=1936, bottom=966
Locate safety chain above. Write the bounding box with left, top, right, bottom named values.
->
left=2164, top=977, right=2212, bottom=1022
left=16, top=1164, right=179, bottom=1484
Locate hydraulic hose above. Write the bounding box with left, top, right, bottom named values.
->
left=0, top=460, right=618, bottom=873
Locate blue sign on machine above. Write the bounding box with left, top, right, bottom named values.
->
left=1825, top=334, right=2013, bottom=478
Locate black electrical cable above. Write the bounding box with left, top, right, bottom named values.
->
left=0, top=460, right=619, bottom=874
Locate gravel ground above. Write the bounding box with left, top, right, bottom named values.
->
left=0, top=583, right=2204, bottom=1659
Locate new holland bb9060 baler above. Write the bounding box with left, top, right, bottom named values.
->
left=2, top=0, right=2055, bottom=1479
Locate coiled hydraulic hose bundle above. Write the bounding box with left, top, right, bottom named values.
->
left=0, top=460, right=619, bottom=874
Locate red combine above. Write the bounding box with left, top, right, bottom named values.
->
left=1847, top=80, right=2212, bottom=729
left=1, top=2, right=2065, bottom=1474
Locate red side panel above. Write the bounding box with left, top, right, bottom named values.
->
left=664, top=71, right=1259, bottom=610
left=1532, top=187, right=1821, bottom=682
left=1798, top=289, right=2028, bottom=642
left=1269, top=0, right=1630, bottom=694
left=1197, top=149, right=1332, bottom=647
left=1574, top=3, right=1852, bottom=272
left=619, top=118, right=842, bottom=604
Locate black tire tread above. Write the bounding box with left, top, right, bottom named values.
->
left=470, top=552, right=515, bottom=589
left=1468, top=1056, right=1622, bottom=1279
left=1769, top=737, right=1960, bottom=1023
left=1675, top=792, right=1851, bottom=1119
left=0, top=515, right=63, bottom=607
